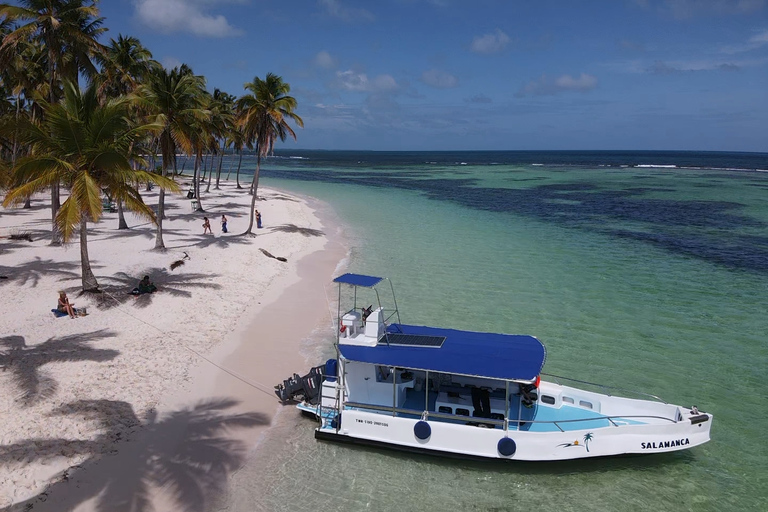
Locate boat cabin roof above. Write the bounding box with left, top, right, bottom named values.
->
left=333, top=273, right=383, bottom=288
left=339, top=323, right=547, bottom=382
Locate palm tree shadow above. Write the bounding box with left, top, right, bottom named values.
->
left=0, top=331, right=119, bottom=406
left=269, top=223, right=324, bottom=237
left=96, top=269, right=223, bottom=310
left=166, top=234, right=254, bottom=250
left=0, top=257, right=79, bottom=288
left=0, top=398, right=268, bottom=512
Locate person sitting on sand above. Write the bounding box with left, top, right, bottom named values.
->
left=202, top=216, right=212, bottom=234
left=57, top=291, right=77, bottom=319
left=132, top=275, right=157, bottom=295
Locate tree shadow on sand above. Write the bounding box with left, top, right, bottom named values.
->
left=96, top=269, right=222, bottom=310
left=166, top=232, right=255, bottom=250
left=0, top=331, right=119, bottom=406
left=0, top=398, right=268, bottom=512
left=0, top=257, right=79, bottom=288
left=269, top=224, right=324, bottom=237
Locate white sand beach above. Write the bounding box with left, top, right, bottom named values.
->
left=0, top=181, right=345, bottom=510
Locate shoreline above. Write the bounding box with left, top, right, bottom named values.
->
left=0, top=179, right=345, bottom=510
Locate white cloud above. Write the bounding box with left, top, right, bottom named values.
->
left=635, top=0, right=766, bottom=18
left=751, top=29, right=768, bottom=43
left=132, top=0, right=243, bottom=38
left=420, top=69, right=458, bottom=89
left=470, top=29, right=510, bottom=54
left=335, top=70, right=398, bottom=92
left=516, top=73, right=598, bottom=97
left=161, top=56, right=183, bottom=70
left=318, top=0, right=374, bottom=22
left=719, top=28, right=768, bottom=54
left=313, top=51, right=338, bottom=69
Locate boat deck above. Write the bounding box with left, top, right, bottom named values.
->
left=399, top=389, right=645, bottom=432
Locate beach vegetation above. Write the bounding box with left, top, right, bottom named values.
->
left=137, top=63, right=208, bottom=249
left=94, top=33, right=160, bottom=229
left=2, top=80, right=178, bottom=291
left=0, top=0, right=108, bottom=244
left=236, top=72, right=304, bottom=234
left=1, top=1, right=303, bottom=246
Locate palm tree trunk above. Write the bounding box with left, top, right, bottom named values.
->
left=80, top=217, right=99, bottom=291
left=117, top=199, right=128, bottom=229
left=51, top=184, right=62, bottom=245
left=23, top=197, right=31, bottom=209
left=147, top=150, right=156, bottom=191
left=155, top=162, right=169, bottom=250
left=225, top=154, right=235, bottom=180
left=243, top=155, right=261, bottom=235
left=235, top=150, right=243, bottom=189
left=205, top=155, right=214, bottom=193
left=214, top=152, right=223, bottom=190
left=194, top=151, right=204, bottom=212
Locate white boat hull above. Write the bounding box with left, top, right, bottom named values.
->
left=305, top=407, right=712, bottom=461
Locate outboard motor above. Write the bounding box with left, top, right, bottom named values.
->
left=275, top=364, right=325, bottom=403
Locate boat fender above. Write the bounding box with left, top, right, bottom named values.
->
left=330, top=413, right=342, bottom=429
left=414, top=421, right=431, bottom=441
left=498, top=437, right=516, bottom=457
left=534, top=375, right=541, bottom=388
left=339, top=320, right=346, bottom=333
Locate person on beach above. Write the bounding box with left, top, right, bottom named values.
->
left=57, top=291, right=77, bottom=319
left=221, top=215, right=228, bottom=233
left=255, top=209, right=262, bottom=229
left=202, top=217, right=212, bottom=234
left=132, top=276, right=157, bottom=295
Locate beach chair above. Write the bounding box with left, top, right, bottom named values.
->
left=102, top=197, right=116, bottom=212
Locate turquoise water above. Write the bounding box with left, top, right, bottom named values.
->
left=213, top=152, right=767, bottom=511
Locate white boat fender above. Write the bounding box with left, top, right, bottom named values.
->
left=498, top=437, right=516, bottom=457
left=414, top=421, right=431, bottom=441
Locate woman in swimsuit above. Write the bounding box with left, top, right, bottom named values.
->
left=58, top=291, right=76, bottom=319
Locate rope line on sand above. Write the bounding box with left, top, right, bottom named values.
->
left=99, top=289, right=278, bottom=400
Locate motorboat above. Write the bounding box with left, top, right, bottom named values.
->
left=275, top=273, right=712, bottom=461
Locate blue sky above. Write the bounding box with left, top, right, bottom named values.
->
left=95, top=0, right=767, bottom=152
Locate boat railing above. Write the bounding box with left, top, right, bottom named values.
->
left=341, top=401, right=679, bottom=432
left=542, top=373, right=668, bottom=404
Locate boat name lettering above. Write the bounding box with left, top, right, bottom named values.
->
left=356, top=419, right=389, bottom=427
left=641, top=438, right=690, bottom=449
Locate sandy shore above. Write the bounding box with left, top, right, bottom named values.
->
left=0, top=180, right=345, bottom=510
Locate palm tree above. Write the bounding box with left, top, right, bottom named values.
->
left=2, top=81, right=178, bottom=291
left=236, top=73, right=303, bottom=234
left=138, top=64, right=207, bottom=249
left=95, top=34, right=160, bottom=229
left=0, top=0, right=107, bottom=244
left=209, top=88, right=235, bottom=191
left=226, top=123, right=247, bottom=189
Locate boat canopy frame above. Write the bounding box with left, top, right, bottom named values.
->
left=333, top=273, right=402, bottom=338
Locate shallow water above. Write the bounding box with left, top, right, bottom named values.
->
left=208, top=151, right=768, bottom=511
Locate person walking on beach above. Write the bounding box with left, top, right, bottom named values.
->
left=255, top=209, right=262, bottom=229
left=57, top=291, right=77, bottom=319
left=221, top=215, right=228, bottom=233
left=202, top=217, right=212, bottom=234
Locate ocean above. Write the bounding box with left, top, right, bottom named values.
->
left=206, top=150, right=767, bottom=511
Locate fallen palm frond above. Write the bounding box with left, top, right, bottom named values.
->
left=259, top=248, right=287, bottom=262
left=8, top=230, right=33, bottom=242
left=170, top=251, right=190, bottom=270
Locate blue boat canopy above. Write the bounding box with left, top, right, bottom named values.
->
left=333, top=273, right=383, bottom=288
left=339, top=324, right=546, bottom=381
